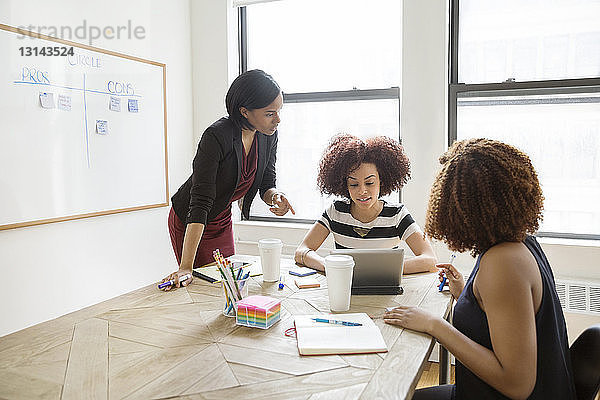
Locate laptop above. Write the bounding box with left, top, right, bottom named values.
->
left=329, top=248, right=404, bottom=295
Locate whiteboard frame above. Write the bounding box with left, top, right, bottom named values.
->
left=0, top=24, right=169, bottom=231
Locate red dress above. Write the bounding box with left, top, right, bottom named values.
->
left=168, top=136, right=258, bottom=267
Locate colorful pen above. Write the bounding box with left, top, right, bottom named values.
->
left=439, top=253, right=456, bottom=292
left=311, top=318, right=362, bottom=326
left=158, top=273, right=191, bottom=289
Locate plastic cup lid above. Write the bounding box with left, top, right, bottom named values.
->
left=258, top=238, right=283, bottom=248
left=325, top=254, right=355, bottom=268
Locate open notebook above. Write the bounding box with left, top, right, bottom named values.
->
left=294, top=313, right=388, bottom=356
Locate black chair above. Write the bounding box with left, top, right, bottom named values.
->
left=570, top=324, right=600, bottom=400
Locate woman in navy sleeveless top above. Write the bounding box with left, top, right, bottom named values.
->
left=384, top=139, right=576, bottom=400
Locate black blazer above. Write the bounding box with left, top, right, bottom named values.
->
left=171, top=117, right=277, bottom=225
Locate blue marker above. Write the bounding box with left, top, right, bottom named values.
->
left=225, top=301, right=234, bottom=315
left=158, top=273, right=191, bottom=289
left=239, top=271, right=251, bottom=290
left=439, top=253, right=456, bottom=292
left=311, top=318, right=362, bottom=326
left=278, top=275, right=284, bottom=290
left=438, top=275, right=447, bottom=292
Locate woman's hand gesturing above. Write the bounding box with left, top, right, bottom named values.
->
left=269, top=193, right=296, bottom=216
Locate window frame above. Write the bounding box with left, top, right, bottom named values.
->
left=448, top=0, right=600, bottom=241
left=238, top=5, right=402, bottom=224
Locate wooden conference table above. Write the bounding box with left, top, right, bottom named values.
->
left=0, top=255, right=452, bottom=400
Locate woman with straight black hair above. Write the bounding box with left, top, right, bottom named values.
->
left=161, top=70, right=295, bottom=289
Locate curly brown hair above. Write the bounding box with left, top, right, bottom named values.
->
left=425, top=138, right=544, bottom=256
left=317, top=134, right=411, bottom=198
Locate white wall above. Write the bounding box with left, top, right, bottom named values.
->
left=189, top=0, right=237, bottom=143
left=0, top=0, right=194, bottom=336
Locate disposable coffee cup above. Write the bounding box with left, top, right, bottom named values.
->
left=258, top=238, right=283, bottom=282
left=324, top=254, right=355, bottom=312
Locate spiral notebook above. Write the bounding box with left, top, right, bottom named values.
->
left=294, top=313, right=388, bottom=355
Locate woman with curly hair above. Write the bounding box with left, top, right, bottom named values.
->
left=294, top=134, right=436, bottom=274
left=385, top=139, right=576, bottom=400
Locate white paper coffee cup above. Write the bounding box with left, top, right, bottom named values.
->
left=324, top=254, right=355, bottom=311
left=258, top=238, right=283, bottom=282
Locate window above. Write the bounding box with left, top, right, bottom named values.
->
left=239, top=0, right=401, bottom=222
left=450, top=0, right=600, bottom=239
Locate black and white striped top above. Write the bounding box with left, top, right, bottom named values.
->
left=318, top=200, right=422, bottom=249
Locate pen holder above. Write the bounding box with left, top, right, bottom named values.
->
left=221, top=277, right=250, bottom=317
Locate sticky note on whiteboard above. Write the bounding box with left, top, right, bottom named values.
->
left=39, top=92, right=55, bottom=109
left=57, top=94, right=72, bottom=111
left=128, top=99, right=139, bottom=113
left=109, top=96, right=121, bottom=112
left=96, top=120, right=108, bottom=135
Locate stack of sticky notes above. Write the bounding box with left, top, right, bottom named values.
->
left=295, top=277, right=320, bottom=289
left=236, top=295, right=281, bottom=329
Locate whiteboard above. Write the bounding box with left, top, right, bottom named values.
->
left=0, top=24, right=168, bottom=230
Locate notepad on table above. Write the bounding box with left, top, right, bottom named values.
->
left=294, top=313, right=388, bottom=355
left=295, top=277, right=320, bottom=289
left=289, top=266, right=317, bottom=277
